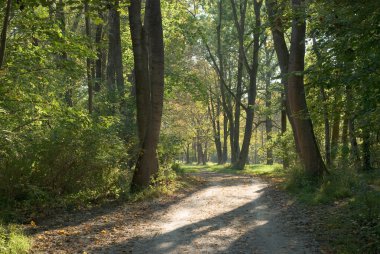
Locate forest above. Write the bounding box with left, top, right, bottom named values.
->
left=0, top=0, right=379, bottom=253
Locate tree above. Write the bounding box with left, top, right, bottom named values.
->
left=129, top=0, right=165, bottom=189
left=286, top=0, right=326, bottom=176
left=0, top=0, right=11, bottom=69
left=84, top=0, right=93, bottom=114
left=233, top=0, right=263, bottom=170
left=107, top=0, right=124, bottom=111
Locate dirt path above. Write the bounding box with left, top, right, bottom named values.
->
left=30, top=171, right=320, bottom=253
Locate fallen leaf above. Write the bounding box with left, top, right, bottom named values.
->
left=57, top=230, right=66, bottom=235
left=30, top=220, right=37, bottom=227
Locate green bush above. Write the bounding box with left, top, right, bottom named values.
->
left=171, top=162, right=183, bottom=174
left=284, top=166, right=380, bottom=253
left=0, top=109, right=131, bottom=207
left=285, top=166, right=359, bottom=204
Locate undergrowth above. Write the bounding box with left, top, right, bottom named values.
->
left=129, top=165, right=202, bottom=202
left=0, top=224, right=30, bottom=254
left=285, top=166, right=380, bottom=253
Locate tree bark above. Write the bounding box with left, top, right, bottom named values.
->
left=320, top=87, right=330, bottom=166
left=208, top=91, right=223, bottom=164
left=129, top=0, right=165, bottom=189
left=222, top=112, right=228, bottom=163
left=56, top=0, right=73, bottom=106
left=0, top=0, right=11, bottom=69
left=185, top=143, right=190, bottom=164
left=84, top=1, right=93, bottom=114
left=265, top=79, right=273, bottom=165
left=107, top=1, right=124, bottom=107
left=287, top=0, right=326, bottom=176
left=348, top=118, right=360, bottom=166
left=341, top=112, right=349, bottom=160
left=330, top=96, right=341, bottom=163
left=266, top=0, right=300, bottom=156
left=312, top=36, right=331, bottom=167
left=216, top=0, right=234, bottom=164
left=230, top=0, right=248, bottom=165
left=233, top=0, right=262, bottom=170
left=94, top=11, right=104, bottom=92
left=281, top=90, right=289, bottom=168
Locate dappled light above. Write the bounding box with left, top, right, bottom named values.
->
left=0, top=0, right=379, bottom=252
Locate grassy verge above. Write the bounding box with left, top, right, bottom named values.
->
left=181, top=162, right=284, bottom=178
left=128, top=170, right=204, bottom=202
left=0, top=224, right=30, bottom=254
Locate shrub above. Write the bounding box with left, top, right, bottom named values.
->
left=171, top=162, right=183, bottom=174
left=0, top=109, right=132, bottom=207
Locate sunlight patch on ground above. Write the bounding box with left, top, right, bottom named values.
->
left=159, top=177, right=268, bottom=239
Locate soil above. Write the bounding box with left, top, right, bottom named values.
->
left=29, top=171, right=321, bottom=253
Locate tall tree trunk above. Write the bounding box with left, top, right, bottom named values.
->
left=266, top=80, right=273, bottom=165
left=129, top=0, right=164, bottom=189
left=254, top=127, right=258, bottom=164
left=216, top=0, right=234, bottom=164
left=94, top=11, right=104, bottom=92
left=341, top=112, right=349, bottom=159
left=56, top=0, right=72, bottom=106
left=312, top=36, right=331, bottom=167
left=193, top=138, right=197, bottom=163
left=330, top=96, right=341, bottom=163
left=0, top=0, right=11, bottom=69
left=320, top=87, right=331, bottom=166
left=107, top=1, right=124, bottom=109
left=215, top=99, right=222, bottom=163
left=197, top=134, right=203, bottom=165
left=186, top=143, right=190, bottom=164
left=230, top=0, right=248, bottom=165
left=208, top=90, right=223, bottom=164
left=345, top=85, right=360, bottom=167
left=287, top=0, right=326, bottom=176
left=222, top=113, right=228, bottom=163
left=348, top=119, right=360, bottom=166
left=362, top=129, right=371, bottom=170
left=281, top=90, right=289, bottom=168
left=84, top=1, right=93, bottom=114
left=233, top=0, right=261, bottom=170
left=203, top=141, right=208, bottom=165
left=266, top=0, right=300, bottom=156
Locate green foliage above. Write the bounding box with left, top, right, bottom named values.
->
left=181, top=163, right=283, bottom=177
left=284, top=166, right=380, bottom=253
left=0, top=224, right=30, bottom=254
left=158, top=133, right=183, bottom=167
left=285, top=166, right=359, bottom=204
left=171, top=162, right=183, bottom=174
left=0, top=109, right=130, bottom=214
left=323, top=180, right=380, bottom=253
left=130, top=166, right=182, bottom=201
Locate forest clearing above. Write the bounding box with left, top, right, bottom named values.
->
left=0, top=0, right=379, bottom=253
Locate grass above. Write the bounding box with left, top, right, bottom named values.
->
left=181, top=162, right=284, bottom=178
left=0, top=224, right=30, bottom=254
left=284, top=166, right=380, bottom=253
